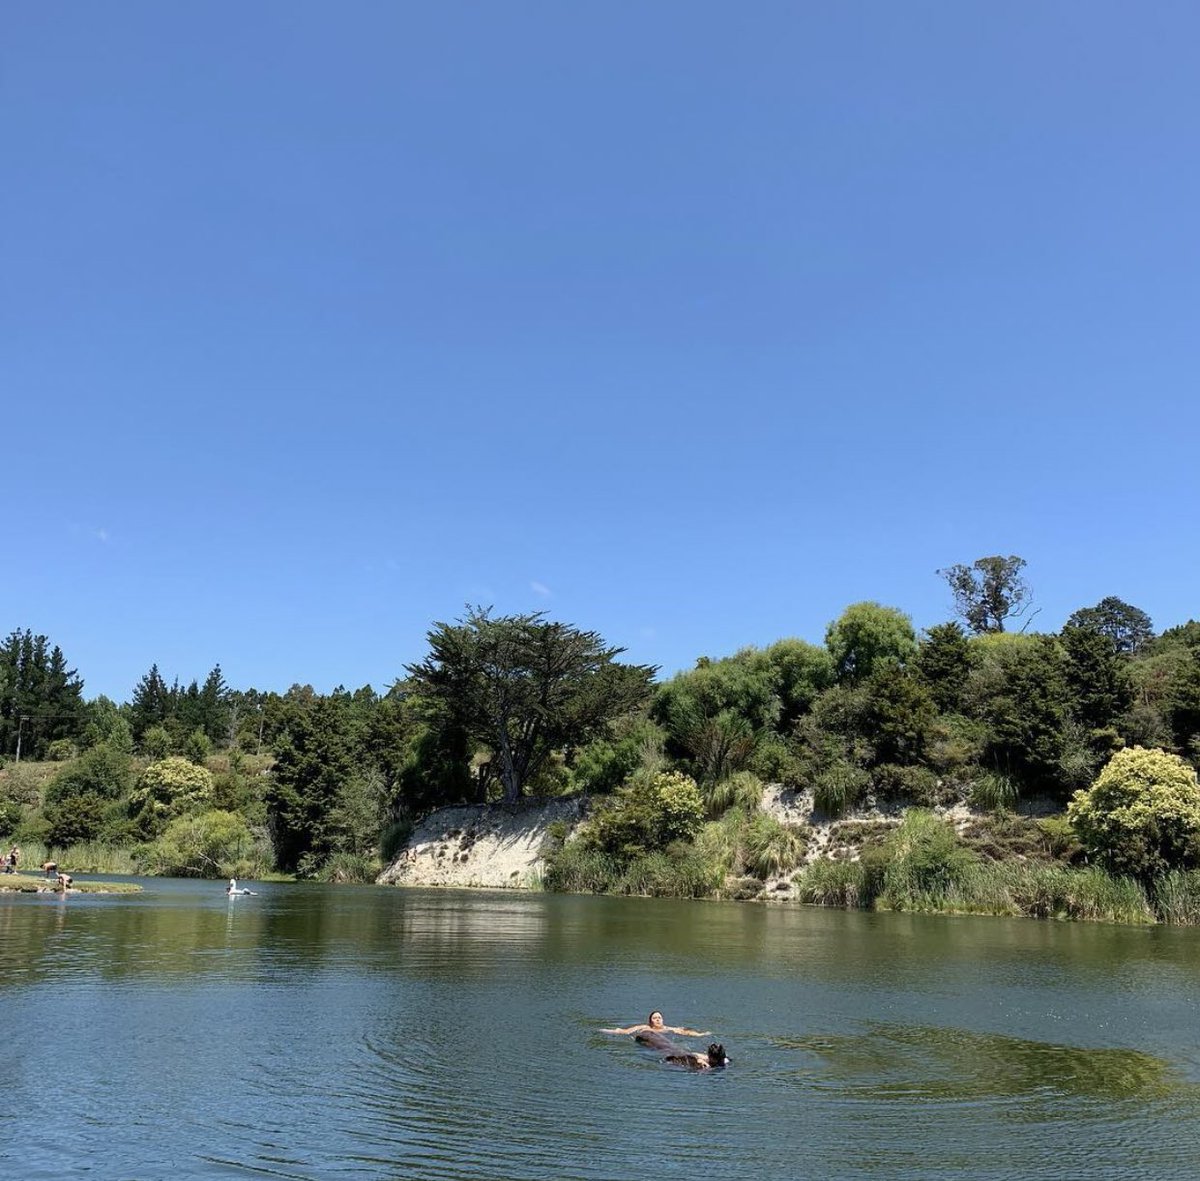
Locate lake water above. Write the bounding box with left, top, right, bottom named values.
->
left=3, top=880, right=1200, bottom=1180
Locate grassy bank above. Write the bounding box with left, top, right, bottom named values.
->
left=0, top=872, right=142, bottom=894
left=544, top=803, right=1200, bottom=927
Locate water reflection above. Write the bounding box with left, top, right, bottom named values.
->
left=5, top=884, right=1200, bottom=1180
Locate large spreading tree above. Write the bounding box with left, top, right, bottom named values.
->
left=939, top=555, right=1033, bottom=634
left=405, top=608, right=656, bottom=803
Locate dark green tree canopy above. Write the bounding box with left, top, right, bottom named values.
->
left=406, top=607, right=656, bottom=802
left=939, top=555, right=1032, bottom=634
left=0, top=629, right=85, bottom=758
left=1065, top=597, right=1154, bottom=657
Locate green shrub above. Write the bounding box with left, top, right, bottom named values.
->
left=874, top=763, right=943, bottom=806
left=316, top=852, right=378, bottom=883
left=45, top=739, right=78, bottom=762
left=44, top=744, right=133, bottom=807
left=568, top=719, right=666, bottom=795
left=971, top=772, right=1019, bottom=811
left=616, top=845, right=724, bottom=898
left=961, top=811, right=1049, bottom=862
left=129, top=756, right=215, bottom=837
left=141, top=726, right=173, bottom=761
left=44, top=793, right=109, bottom=848
left=585, top=769, right=705, bottom=860
left=184, top=728, right=213, bottom=766
left=135, top=808, right=256, bottom=878
left=742, top=813, right=808, bottom=878
left=705, top=771, right=764, bottom=818
left=1068, top=746, right=1200, bottom=880
left=380, top=816, right=414, bottom=864
left=813, top=762, right=869, bottom=817
left=0, top=799, right=22, bottom=836
left=1036, top=816, right=1081, bottom=861
left=543, top=841, right=623, bottom=894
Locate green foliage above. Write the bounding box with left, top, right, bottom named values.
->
left=326, top=770, right=388, bottom=858
left=315, top=852, right=379, bottom=883
left=1151, top=870, right=1200, bottom=925
left=266, top=697, right=357, bottom=873
left=568, top=719, right=665, bottom=795
left=183, top=728, right=212, bottom=765
left=136, top=809, right=256, bottom=877
left=45, top=739, right=77, bottom=762
left=858, top=666, right=937, bottom=766
left=141, top=725, right=172, bottom=760
left=970, top=771, right=1019, bottom=812
left=961, top=811, right=1050, bottom=862
left=1068, top=746, right=1200, bottom=881
left=939, top=555, right=1032, bottom=635
left=1036, top=816, right=1081, bottom=860
left=129, top=756, right=215, bottom=837
left=915, top=623, right=976, bottom=713
left=1061, top=626, right=1132, bottom=732
left=543, top=841, right=624, bottom=893
left=583, top=770, right=705, bottom=861
left=813, top=761, right=869, bottom=817
left=614, top=844, right=725, bottom=898
left=380, top=815, right=414, bottom=864
left=407, top=607, right=656, bottom=803
left=763, top=639, right=836, bottom=727
left=44, top=744, right=134, bottom=806
left=825, top=602, right=917, bottom=683
left=1066, top=597, right=1154, bottom=657
left=873, top=763, right=944, bottom=806
left=0, top=630, right=86, bottom=759
left=704, top=771, right=764, bottom=818
left=876, top=810, right=979, bottom=910
left=44, top=792, right=110, bottom=848
left=967, top=634, right=1069, bottom=793
left=795, top=858, right=874, bottom=908
left=741, top=812, right=808, bottom=878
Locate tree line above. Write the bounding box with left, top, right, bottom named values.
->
left=1, top=556, right=1198, bottom=888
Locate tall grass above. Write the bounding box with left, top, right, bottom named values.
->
left=970, top=772, right=1019, bottom=812
left=12, top=839, right=138, bottom=875
left=742, top=813, right=807, bottom=878
left=794, top=810, right=1156, bottom=925
left=1152, top=870, right=1200, bottom=925
left=704, top=771, right=764, bottom=819
left=794, top=859, right=871, bottom=908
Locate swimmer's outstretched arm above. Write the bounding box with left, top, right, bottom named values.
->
left=663, top=1026, right=710, bottom=1036
left=600, top=1024, right=650, bottom=1035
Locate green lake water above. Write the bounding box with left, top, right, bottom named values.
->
left=3, top=880, right=1199, bottom=1179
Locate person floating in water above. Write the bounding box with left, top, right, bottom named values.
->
left=662, top=1043, right=730, bottom=1071
left=600, top=1011, right=710, bottom=1037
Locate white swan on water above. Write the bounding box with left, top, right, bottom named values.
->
left=227, top=877, right=255, bottom=896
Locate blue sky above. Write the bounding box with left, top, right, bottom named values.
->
left=3, top=2, right=1198, bottom=702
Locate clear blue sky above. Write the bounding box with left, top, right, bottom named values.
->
left=3, top=2, right=1198, bottom=703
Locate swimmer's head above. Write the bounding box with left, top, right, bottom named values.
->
left=648, top=1011, right=664, bottom=1029
left=706, top=1044, right=729, bottom=1068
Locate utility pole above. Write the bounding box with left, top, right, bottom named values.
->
left=15, top=715, right=28, bottom=764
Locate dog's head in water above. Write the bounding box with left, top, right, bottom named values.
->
left=707, top=1043, right=729, bottom=1067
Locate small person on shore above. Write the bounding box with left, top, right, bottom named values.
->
left=55, top=872, right=73, bottom=891
left=42, top=860, right=58, bottom=878
left=5, top=845, right=19, bottom=874
left=601, top=1011, right=710, bottom=1037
